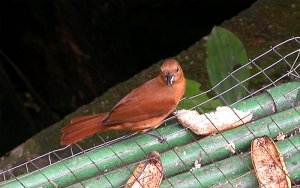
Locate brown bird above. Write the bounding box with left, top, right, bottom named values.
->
left=61, top=59, right=186, bottom=145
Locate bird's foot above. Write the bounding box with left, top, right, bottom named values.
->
left=157, top=136, right=167, bottom=143
left=145, top=132, right=167, bottom=143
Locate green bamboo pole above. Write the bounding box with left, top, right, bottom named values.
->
left=66, top=106, right=300, bottom=188
left=211, top=149, right=300, bottom=188
left=208, top=156, right=300, bottom=188
left=0, top=124, right=198, bottom=188
left=160, top=106, right=300, bottom=178
left=0, top=82, right=299, bottom=188
left=232, top=81, right=300, bottom=119
left=160, top=136, right=300, bottom=188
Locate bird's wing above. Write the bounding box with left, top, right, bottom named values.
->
left=104, top=78, right=176, bottom=124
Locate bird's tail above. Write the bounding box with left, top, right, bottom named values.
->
left=61, top=112, right=110, bottom=145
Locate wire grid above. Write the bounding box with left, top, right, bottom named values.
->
left=0, top=36, right=299, bottom=187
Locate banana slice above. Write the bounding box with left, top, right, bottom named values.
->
left=175, top=106, right=252, bottom=135
left=251, top=136, right=291, bottom=188
left=125, top=151, right=163, bottom=188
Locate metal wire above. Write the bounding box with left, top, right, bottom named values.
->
left=0, top=36, right=299, bottom=187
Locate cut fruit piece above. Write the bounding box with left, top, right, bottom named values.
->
left=251, top=136, right=291, bottom=188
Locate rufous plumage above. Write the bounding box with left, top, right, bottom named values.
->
left=61, top=59, right=185, bottom=145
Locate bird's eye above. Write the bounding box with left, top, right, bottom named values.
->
left=176, top=67, right=179, bottom=72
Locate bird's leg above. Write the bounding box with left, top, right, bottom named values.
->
left=144, top=132, right=167, bottom=143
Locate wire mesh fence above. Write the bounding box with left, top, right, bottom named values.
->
left=0, top=36, right=299, bottom=187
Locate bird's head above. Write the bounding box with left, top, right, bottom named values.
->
left=160, top=59, right=184, bottom=86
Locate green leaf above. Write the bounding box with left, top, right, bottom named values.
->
left=178, top=79, right=221, bottom=112
left=205, top=26, right=250, bottom=104
left=185, top=78, right=203, bottom=97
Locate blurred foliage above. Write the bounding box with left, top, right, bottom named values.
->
left=181, top=26, right=250, bottom=111
left=178, top=79, right=221, bottom=112
left=205, top=26, right=250, bottom=105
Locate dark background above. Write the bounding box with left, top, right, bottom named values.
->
left=0, top=0, right=256, bottom=156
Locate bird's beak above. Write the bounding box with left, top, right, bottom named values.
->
left=166, top=73, right=174, bottom=86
